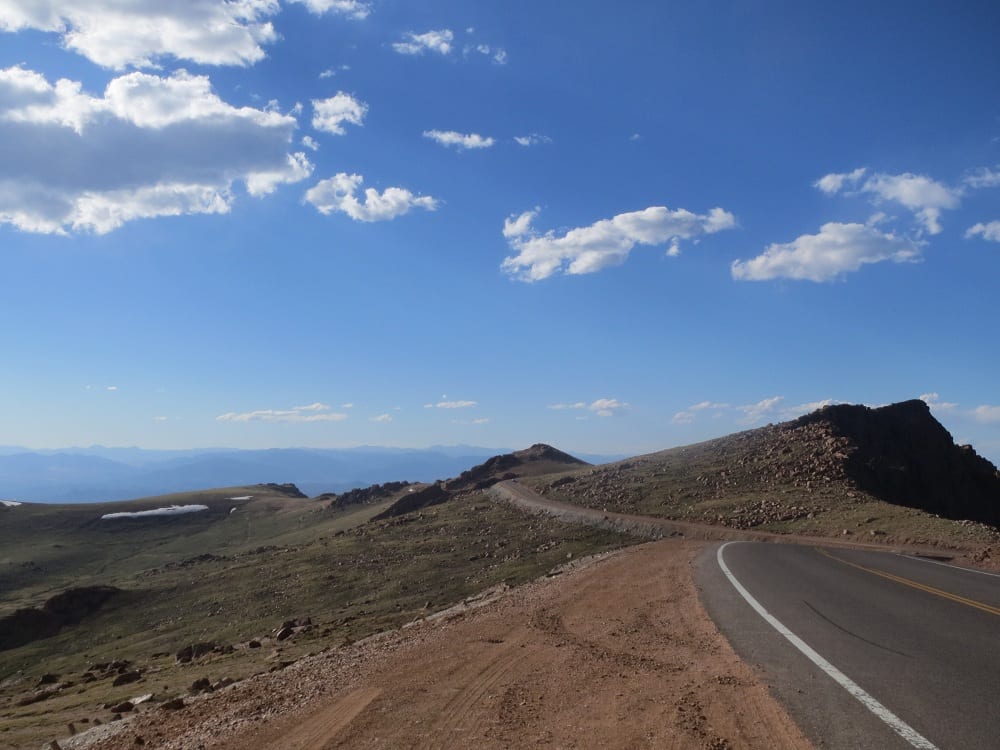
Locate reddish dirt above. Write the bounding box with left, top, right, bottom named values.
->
left=90, top=541, right=810, bottom=750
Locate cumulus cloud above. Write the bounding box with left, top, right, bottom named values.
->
left=0, top=66, right=309, bottom=234
left=514, top=133, right=551, bottom=147
left=312, top=92, right=367, bottom=135
left=423, top=129, right=495, bottom=150
left=815, top=167, right=961, bottom=235
left=675, top=397, right=838, bottom=426
left=0, top=1, right=370, bottom=69
left=216, top=403, right=348, bottom=423
left=731, top=222, right=921, bottom=282
left=425, top=400, right=477, bottom=409
left=287, top=0, right=371, bottom=20
left=0, top=0, right=280, bottom=69
left=502, top=205, right=737, bottom=281
left=548, top=399, right=629, bottom=417
left=393, top=29, right=453, bottom=56
left=965, top=221, right=1000, bottom=242
left=304, top=173, right=438, bottom=222
left=370, top=413, right=392, bottom=423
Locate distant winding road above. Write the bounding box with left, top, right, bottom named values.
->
left=696, top=542, right=1000, bottom=749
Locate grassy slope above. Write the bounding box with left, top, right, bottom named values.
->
left=0, top=489, right=630, bottom=749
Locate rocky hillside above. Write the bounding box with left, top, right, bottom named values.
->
left=531, top=400, right=1000, bottom=543
left=796, top=400, right=1000, bottom=524
left=373, top=444, right=588, bottom=519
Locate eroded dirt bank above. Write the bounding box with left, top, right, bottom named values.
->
left=90, top=541, right=810, bottom=749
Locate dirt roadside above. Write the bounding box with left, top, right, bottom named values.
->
left=86, top=539, right=809, bottom=750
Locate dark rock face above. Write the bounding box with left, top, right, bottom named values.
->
left=255, top=482, right=307, bottom=498
left=797, top=400, right=1000, bottom=525
left=371, top=483, right=450, bottom=520
left=0, top=586, right=120, bottom=651
left=324, top=481, right=411, bottom=510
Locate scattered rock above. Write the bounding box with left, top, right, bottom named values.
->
left=110, top=701, right=134, bottom=713
left=160, top=697, right=185, bottom=711
left=112, top=671, right=142, bottom=687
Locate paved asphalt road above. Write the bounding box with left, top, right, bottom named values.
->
left=695, top=542, right=1000, bottom=749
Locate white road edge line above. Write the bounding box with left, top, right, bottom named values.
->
left=717, top=542, right=938, bottom=750
left=903, top=554, right=1000, bottom=578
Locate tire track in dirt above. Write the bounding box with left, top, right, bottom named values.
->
left=420, top=633, right=527, bottom=749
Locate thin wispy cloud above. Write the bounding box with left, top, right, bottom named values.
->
left=216, top=403, right=348, bottom=423
left=393, top=29, right=454, bottom=56
left=966, top=221, right=1000, bottom=242
left=423, top=130, right=495, bottom=150
left=548, top=399, right=630, bottom=417
left=425, top=400, right=477, bottom=409
left=514, top=134, right=552, bottom=147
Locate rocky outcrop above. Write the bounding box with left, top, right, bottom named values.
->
left=371, top=483, right=450, bottom=520
left=796, top=400, right=1000, bottom=525
left=255, top=483, right=307, bottom=498
left=0, top=586, right=120, bottom=651
left=322, top=481, right=412, bottom=510
left=446, top=444, right=588, bottom=492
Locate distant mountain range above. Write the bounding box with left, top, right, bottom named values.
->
left=0, top=445, right=623, bottom=503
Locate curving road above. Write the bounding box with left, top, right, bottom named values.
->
left=695, top=542, right=1000, bottom=749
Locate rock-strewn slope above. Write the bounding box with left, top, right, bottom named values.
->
left=532, top=400, right=1000, bottom=546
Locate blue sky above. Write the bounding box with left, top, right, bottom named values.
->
left=1, top=0, right=999, bottom=462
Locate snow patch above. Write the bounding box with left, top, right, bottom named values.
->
left=227, top=496, right=253, bottom=501
left=0, top=500, right=22, bottom=507
left=101, top=505, right=209, bottom=520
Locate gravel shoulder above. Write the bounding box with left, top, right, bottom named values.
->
left=88, top=540, right=809, bottom=750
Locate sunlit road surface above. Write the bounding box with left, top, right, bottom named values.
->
left=696, top=542, right=1000, bottom=749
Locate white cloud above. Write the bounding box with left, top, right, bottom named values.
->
left=426, top=400, right=477, bottom=409
left=153, top=416, right=169, bottom=421
left=304, top=172, right=438, bottom=222
left=972, top=405, right=1000, bottom=424
left=287, top=0, right=370, bottom=20
left=370, top=413, right=392, bottom=423
left=814, top=167, right=867, bottom=195
left=0, top=1, right=370, bottom=70
left=301, top=135, right=319, bottom=151
left=341, top=402, right=354, bottom=409
left=962, top=166, right=1000, bottom=189
left=732, top=222, right=921, bottom=282
left=423, top=129, right=495, bottom=150
left=0, top=0, right=280, bottom=69
left=312, top=92, right=367, bottom=135
left=920, top=393, right=958, bottom=411
left=106, top=385, right=118, bottom=391
left=816, top=168, right=961, bottom=235
left=965, top=221, right=1000, bottom=242
left=216, top=403, right=348, bottom=423
left=0, top=66, right=309, bottom=234
left=465, top=43, right=508, bottom=65
left=672, top=401, right=730, bottom=424
left=393, top=29, right=453, bottom=56
left=737, top=396, right=784, bottom=424
left=548, top=399, right=629, bottom=417
left=514, top=133, right=552, bottom=147
left=502, top=205, right=737, bottom=282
